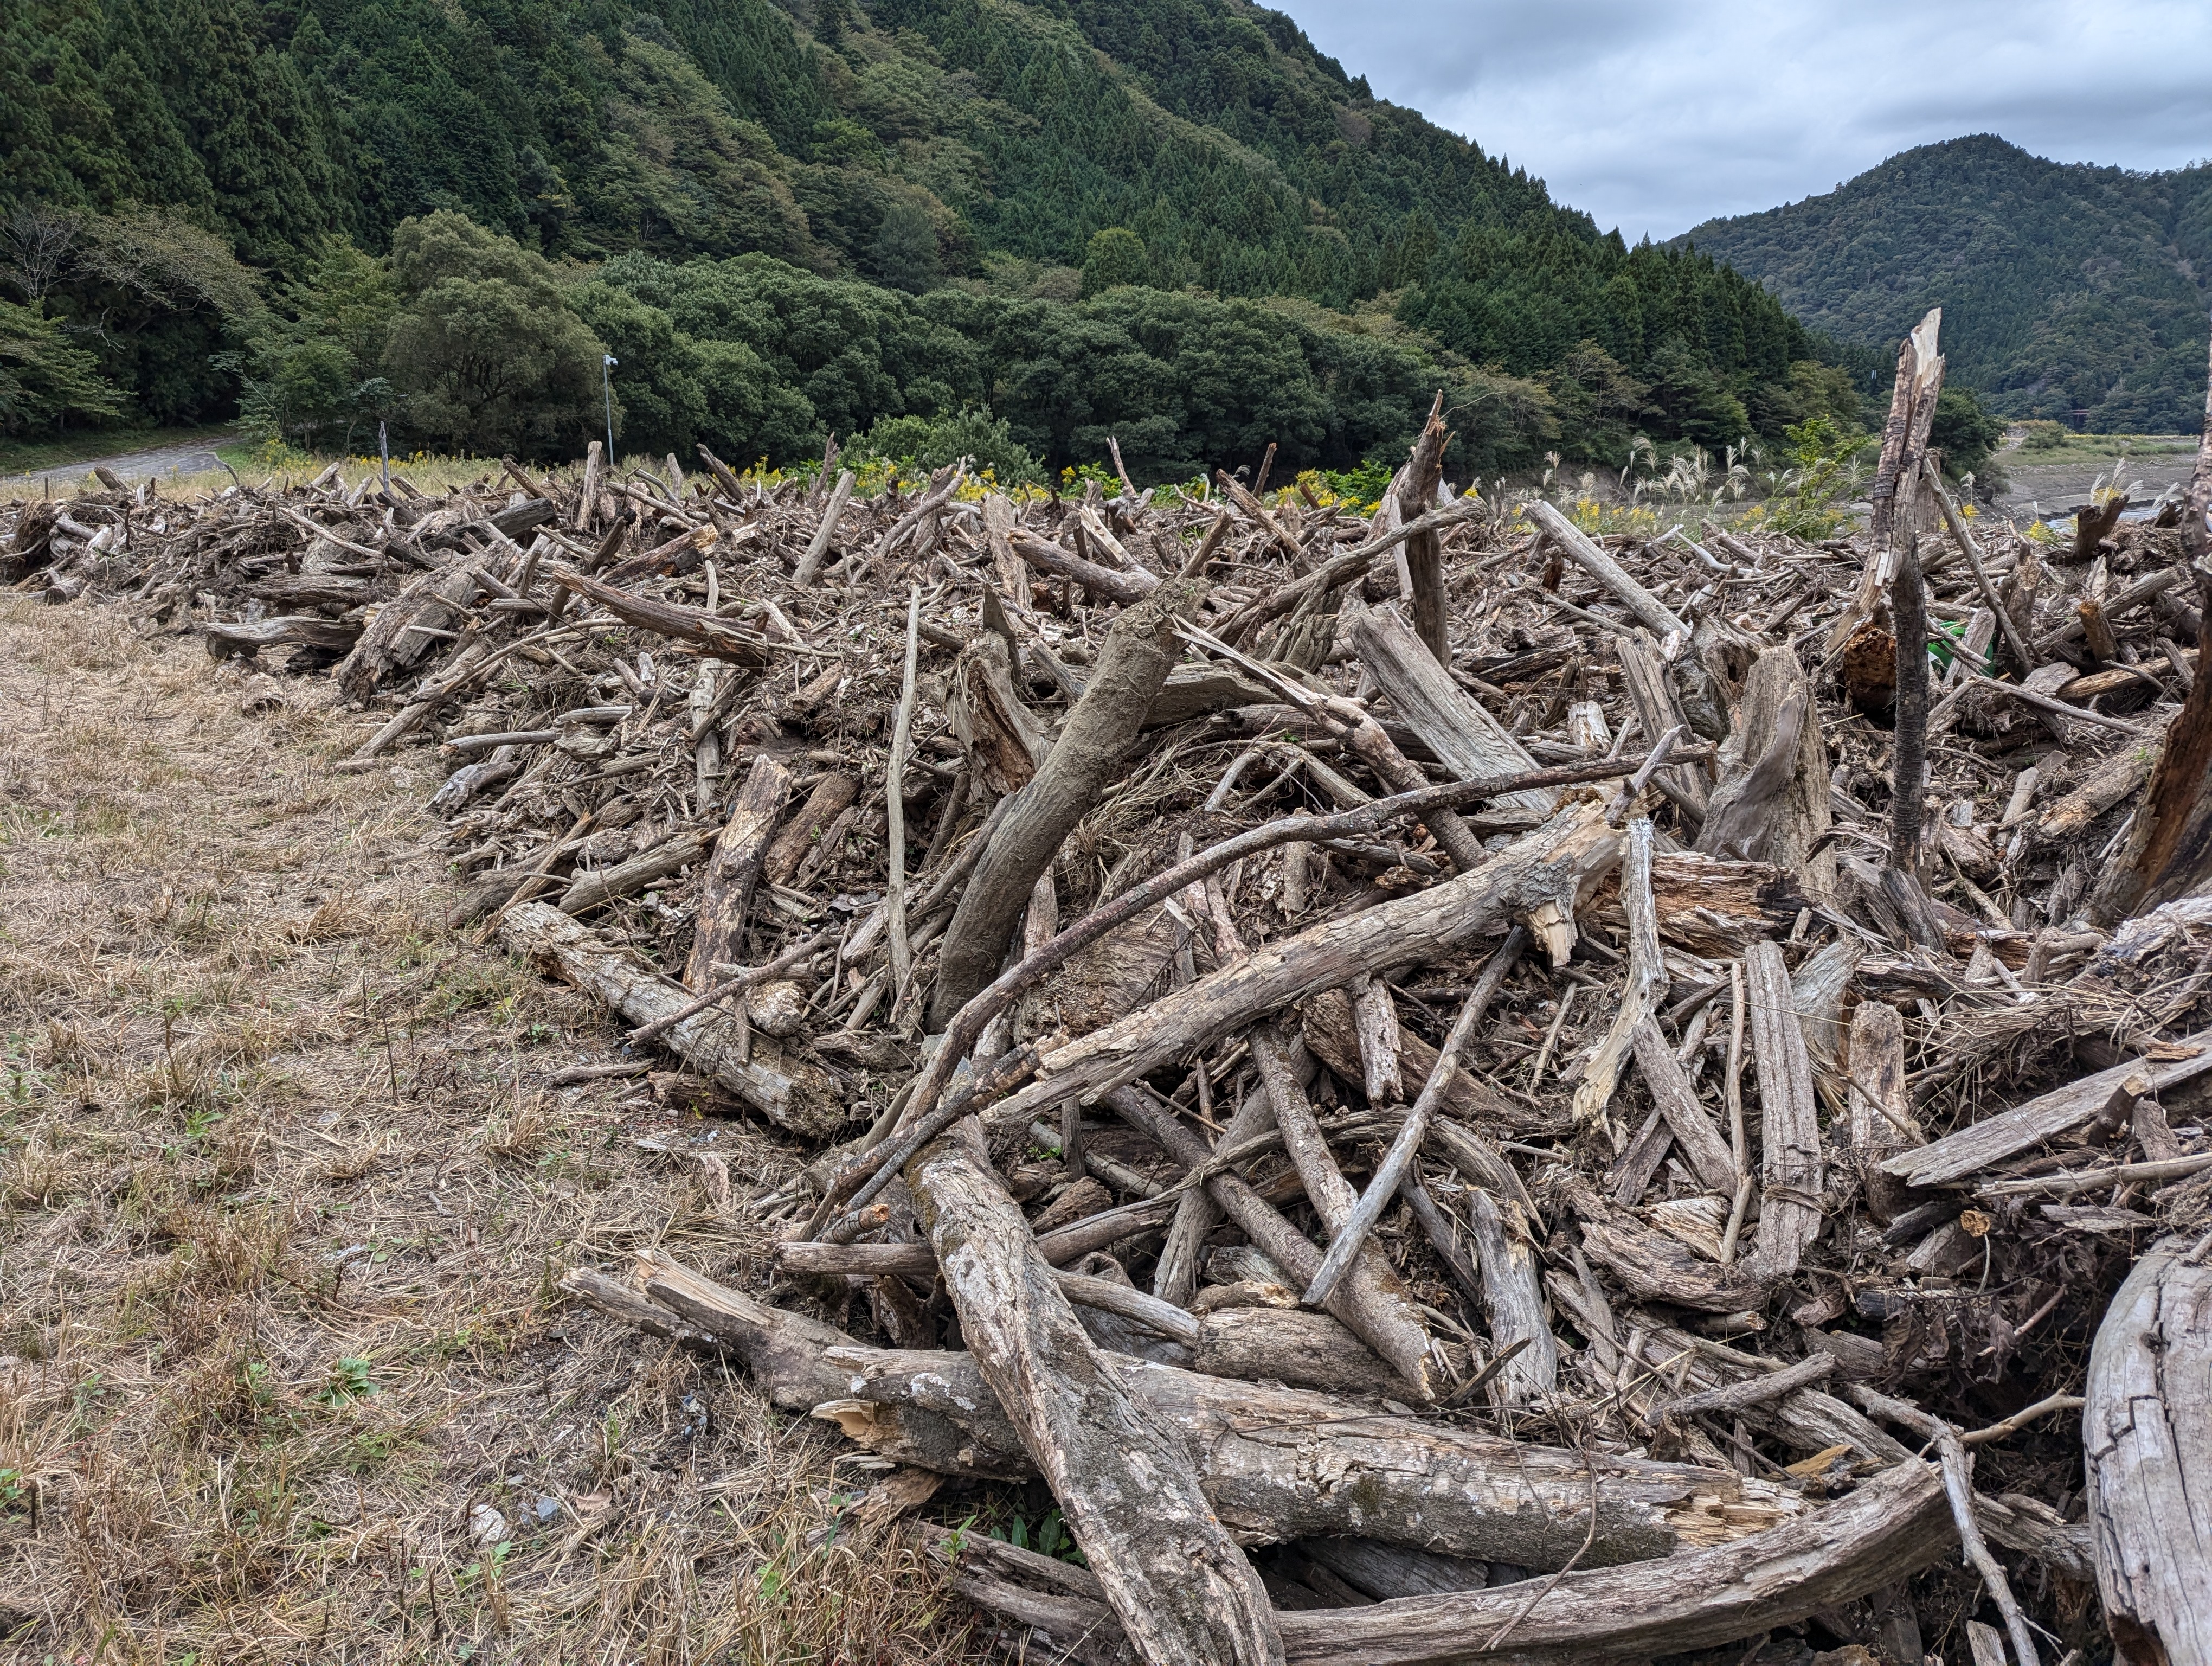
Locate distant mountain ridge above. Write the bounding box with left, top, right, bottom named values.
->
left=3, top=0, right=1854, bottom=468
left=1675, top=134, right=2212, bottom=431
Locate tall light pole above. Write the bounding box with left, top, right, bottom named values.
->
left=602, top=354, right=619, bottom=465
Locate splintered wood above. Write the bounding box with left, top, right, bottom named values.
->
left=11, top=358, right=2212, bottom=1666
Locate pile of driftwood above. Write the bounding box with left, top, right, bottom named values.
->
left=10, top=319, right=2212, bottom=1665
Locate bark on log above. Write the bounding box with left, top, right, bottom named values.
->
left=1346, top=604, right=1554, bottom=814
left=931, top=578, right=1202, bottom=1027
left=499, top=902, right=843, bottom=1136
left=1746, top=939, right=1823, bottom=1276
left=904, top=1119, right=1284, bottom=1666
left=2086, top=1235, right=2212, bottom=1666
left=681, top=754, right=790, bottom=989
left=983, top=803, right=1621, bottom=1135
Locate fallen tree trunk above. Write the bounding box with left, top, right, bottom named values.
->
left=983, top=801, right=1621, bottom=1135
left=931, top=576, right=1202, bottom=1026
left=2085, top=1235, right=2212, bottom=1666
left=567, top=1252, right=1807, bottom=1569
left=951, top=1459, right=1949, bottom=1666
left=905, top=1119, right=1284, bottom=1666
left=1346, top=604, right=1553, bottom=815
left=499, top=902, right=844, bottom=1136
left=683, top=754, right=790, bottom=988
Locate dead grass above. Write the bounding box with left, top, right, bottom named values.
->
left=0, top=595, right=980, bottom=1662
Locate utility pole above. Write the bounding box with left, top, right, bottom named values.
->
left=602, top=354, right=618, bottom=467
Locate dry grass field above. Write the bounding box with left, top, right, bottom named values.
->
left=0, top=596, right=976, bottom=1664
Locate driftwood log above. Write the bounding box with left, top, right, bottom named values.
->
left=904, top=1119, right=1284, bottom=1666
left=2085, top=1235, right=2212, bottom=1665
left=931, top=576, right=1203, bottom=1025
left=499, top=902, right=843, bottom=1136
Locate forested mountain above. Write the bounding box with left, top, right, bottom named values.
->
left=2, top=0, right=1870, bottom=476
left=1678, top=135, right=2212, bottom=432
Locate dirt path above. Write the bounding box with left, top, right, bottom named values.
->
left=9, top=440, right=230, bottom=492
left=0, top=599, right=965, bottom=1661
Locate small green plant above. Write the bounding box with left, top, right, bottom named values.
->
left=988, top=1505, right=1085, bottom=1566
left=1756, top=414, right=1864, bottom=539
left=0, top=1466, right=29, bottom=1515
left=314, top=1355, right=378, bottom=1407
left=2018, top=419, right=2068, bottom=452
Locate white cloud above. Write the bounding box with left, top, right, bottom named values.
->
left=1281, top=0, right=2212, bottom=238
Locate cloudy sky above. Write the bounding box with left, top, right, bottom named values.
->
left=1279, top=1, right=2212, bottom=241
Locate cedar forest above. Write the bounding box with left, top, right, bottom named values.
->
left=7, top=0, right=1951, bottom=483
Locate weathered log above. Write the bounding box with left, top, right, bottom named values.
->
left=1869, top=307, right=1945, bottom=546
left=904, top=1119, right=1284, bottom=1666
left=1616, top=631, right=1709, bottom=819
left=545, top=565, right=774, bottom=663
left=1572, top=818, right=1667, bottom=1136
left=957, top=1459, right=1946, bottom=1666
left=1746, top=939, right=1822, bottom=1276
left=1009, top=528, right=1158, bottom=605
left=1629, top=1018, right=1739, bottom=1195
left=2086, top=1235, right=2212, bottom=1666
left=984, top=802, right=1622, bottom=1135
left=499, top=902, right=843, bottom=1136
left=555, top=828, right=713, bottom=916
left=1881, top=1023, right=2212, bottom=1188
left=793, top=467, right=854, bottom=586
left=1345, top=604, right=1553, bottom=813
left=203, top=614, right=364, bottom=659
left=826, top=1327, right=1804, bottom=1571
left=1111, top=1083, right=1437, bottom=1399
left=1302, top=986, right=1526, bottom=1127
left=763, top=770, right=858, bottom=888
left=1696, top=645, right=1835, bottom=897
left=1523, top=500, right=1689, bottom=639
left=1846, top=1001, right=1923, bottom=1222
left=930, top=577, right=1201, bottom=1027
left=1397, top=397, right=1450, bottom=663
left=681, top=754, right=789, bottom=989
left=2089, top=594, right=2212, bottom=927
left=1460, top=1181, right=1560, bottom=1402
